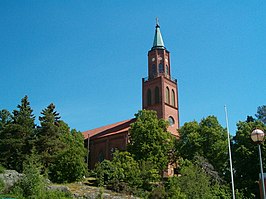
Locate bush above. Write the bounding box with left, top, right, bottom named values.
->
left=0, top=165, right=5, bottom=173
left=12, top=154, right=45, bottom=198
left=94, top=151, right=143, bottom=194
left=0, top=178, right=5, bottom=194
left=42, top=190, right=72, bottom=199
left=148, top=185, right=167, bottom=199
left=94, top=160, right=116, bottom=187
left=49, top=147, right=87, bottom=183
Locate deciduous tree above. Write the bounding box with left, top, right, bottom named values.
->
left=233, top=119, right=266, bottom=198
left=128, top=110, right=175, bottom=172
left=48, top=129, right=87, bottom=183
left=256, top=105, right=266, bottom=124
left=176, top=116, right=228, bottom=176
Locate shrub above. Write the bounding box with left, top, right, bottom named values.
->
left=0, top=165, right=5, bottom=173
left=94, top=151, right=143, bottom=194
left=12, top=155, right=45, bottom=198
left=49, top=146, right=87, bottom=183
left=0, top=178, right=5, bottom=194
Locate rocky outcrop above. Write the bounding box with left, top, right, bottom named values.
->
left=67, top=183, right=139, bottom=199
left=0, top=171, right=139, bottom=199
left=47, top=184, right=71, bottom=193
left=0, top=170, right=23, bottom=191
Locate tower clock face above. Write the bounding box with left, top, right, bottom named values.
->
left=152, top=58, right=155, bottom=61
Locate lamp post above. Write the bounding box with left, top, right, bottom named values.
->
left=251, top=129, right=266, bottom=199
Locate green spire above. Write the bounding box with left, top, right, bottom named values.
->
left=152, top=18, right=165, bottom=49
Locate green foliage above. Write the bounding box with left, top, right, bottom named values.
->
left=39, top=190, right=72, bottom=199
left=177, top=116, right=228, bottom=176
left=0, top=177, right=5, bottom=194
left=256, top=105, right=266, bottom=124
left=164, top=177, right=186, bottom=199
left=10, top=149, right=73, bottom=199
left=49, top=146, right=87, bottom=183
left=94, top=153, right=163, bottom=195
left=178, top=160, right=213, bottom=199
left=48, top=128, right=87, bottom=183
left=0, top=165, right=5, bottom=173
left=94, top=151, right=143, bottom=193
left=211, top=184, right=231, bottom=199
left=0, top=109, right=12, bottom=130
left=0, top=96, right=88, bottom=190
left=36, top=103, right=66, bottom=169
left=148, top=185, right=167, bottom=199
left=128, top=110, right=175, bottom=172
left=233, top=119, right=266, bottom=198
left=12, top=151, right=45, bottom=198
left=0, top=96, right=36, bottom=172
left=94, top=159, right=115, bottom=187
left=138, top=160, right=161, bottom=191
left=95, top=187, right=104, bottom=199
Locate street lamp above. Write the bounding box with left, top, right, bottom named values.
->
left=251, top=129, right=266, bottom=199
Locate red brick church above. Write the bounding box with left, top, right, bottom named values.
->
left=83, top=21, right=180, bottom=170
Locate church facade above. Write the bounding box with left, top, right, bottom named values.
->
left=83, top=21, right=179, bottom=169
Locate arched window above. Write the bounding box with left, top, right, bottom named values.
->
left=155, top=87, right=159, bottom=104
left=147, top=89, right=152, bottom=106
left=165, top=87, right=170, bottom=104
left=168, top=116, right=175, bottom=126
left=159, top=63, right=164, bottom=73
left=171, top=89, right=175, bottom=106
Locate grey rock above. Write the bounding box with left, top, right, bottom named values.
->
left=0, top=170, right=23, bottom=190
left=47, top=185, right=70, bottom=193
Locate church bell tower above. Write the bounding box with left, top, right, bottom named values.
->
left=142, top=20, right=179, bottom=136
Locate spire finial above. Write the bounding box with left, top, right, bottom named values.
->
left=152, top=18, right=164, bottom=49
left=156, top=17, right=160, bottom=27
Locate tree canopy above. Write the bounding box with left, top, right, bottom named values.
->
left=176, top=116, right=228, bottom=176
left=128, top=110, right=175, bottom=172
left=0, top=96, right=87, bottom=183
left=232, top=118, right=266, bottom=198
left=256, top=105, right=266, bottom=124
left=0, top=96, right=36, bottom=172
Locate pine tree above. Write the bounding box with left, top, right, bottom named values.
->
left=0, top=109, right=12, bottom=130
left=0, top=96, right=35, bottom=172
left=36, top=103, right=66, bottom=168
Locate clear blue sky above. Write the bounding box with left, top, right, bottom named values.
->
left=0, top=1, right=265, bottom=134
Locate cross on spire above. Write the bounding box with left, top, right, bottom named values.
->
left=152, top=18, right=164, bottom=49
left=156, top=17, right=160, bottom=27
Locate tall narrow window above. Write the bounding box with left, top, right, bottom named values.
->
left=152, top=64, right=156, bottom=77
left=147, top=89, right=152, bottom=106
left=98, top=151, right=104, bottom=162
left=165, top=87, right=170, bottom=104
left=166, top=65, right=169, bottom=75
left=155, top=87, right=159, bottom=104
left=159, top=63, right=164, bottom=73
left=171, top=89, right=175, bottom=106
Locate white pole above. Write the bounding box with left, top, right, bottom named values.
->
left=224, top=105, right=236, bottom=199
left=258, top=144, right=266, bottom=199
